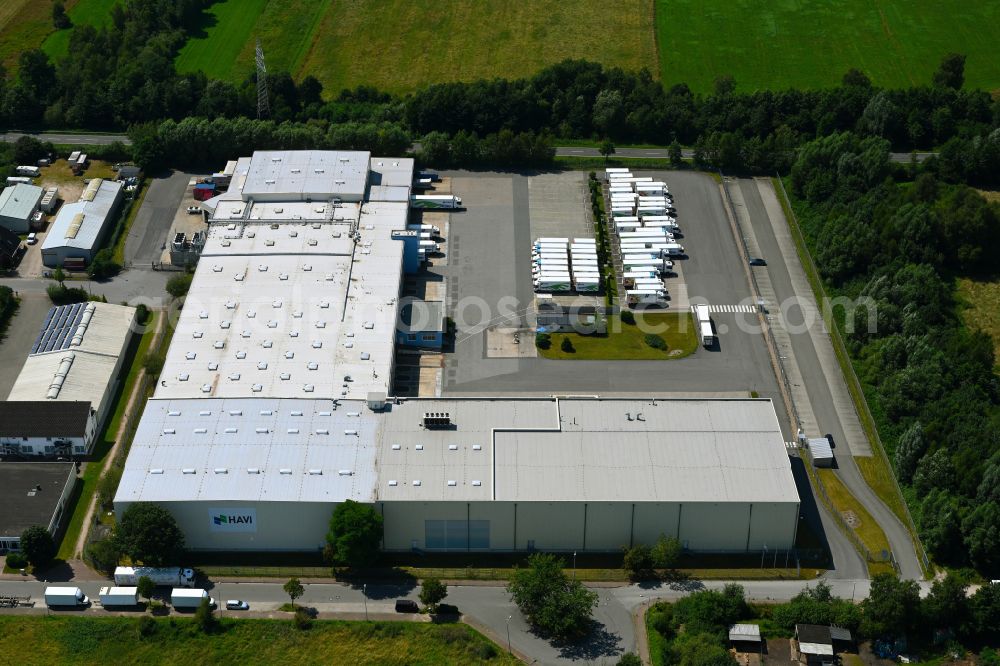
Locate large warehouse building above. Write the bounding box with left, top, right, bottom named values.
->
left=115, top=150, right=800, bottom=554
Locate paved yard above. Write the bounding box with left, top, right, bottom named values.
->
left=0, top=293, right=50, bottom=398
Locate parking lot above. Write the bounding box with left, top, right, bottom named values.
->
left=0, top=293, right=51, bottom=397
left=435, top=169, right=784, bottom=410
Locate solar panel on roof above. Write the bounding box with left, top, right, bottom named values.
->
left=30, top=303, right=87, bottom=354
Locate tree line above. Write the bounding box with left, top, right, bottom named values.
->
left=789, top=132, right=1000, bottom=576
left=0, top=0, right=998, bottom=178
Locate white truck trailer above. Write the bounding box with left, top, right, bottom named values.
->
left=45, top=587, right=89, bottom=607
left=16, top=165, right=41, bottom=177
left=574, top=278, right=601, bottom=292
left=534, top=280, right=572, bottom=292
left=407, top=223, right=441, bottom=235
left=99, top=586, right=139, bottom=607
left=114, top=566, right=196, bottom=588
left=699, top=320, right=716, bottom=347
left=171, top=588, right=214, bottom=609
left=410, top=194, right=462, bottom=209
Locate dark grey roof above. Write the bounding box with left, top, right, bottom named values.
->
left=829, top=626, right=852, bottom=642
left=0, top=401, right=91, bottom=437
left=117, top=166, right=141, bottom=179
left=399, top=300, right=445, bottom=333
left=796, top=624, right=832, bottom=645
left=0, top=462, right=75, bottom=537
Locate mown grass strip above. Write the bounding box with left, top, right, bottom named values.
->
left=56, top=312, right=159, bottom=560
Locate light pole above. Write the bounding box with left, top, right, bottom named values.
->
left=362, top=583, right=368, bottom=621
left=506, top=615, right=513, bottom=654
left=573, top=551, right=577, bottom=579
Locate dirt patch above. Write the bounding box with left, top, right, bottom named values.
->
left=36, top=159, right=117, bottom=204
left=842, top=510, right=861, bottom=528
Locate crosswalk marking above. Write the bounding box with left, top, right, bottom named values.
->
left=703, top=304, right=758, bottom=313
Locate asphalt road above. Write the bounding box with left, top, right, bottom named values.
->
left=0, top=575, right=953, bottom=665
left=555, top=146, right=935, bottom=164
left=735, top=178, right=922, bottom=580
left=0, top=132, right=131, bottom=146
left=0, top=133, right=932, bottom=164
left=0, top=293, right=50, bottom=397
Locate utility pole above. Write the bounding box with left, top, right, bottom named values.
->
left=362, top=583, right=368, bottom=621
left=506, top=615, right=513, bottom=654
left=255, top=38, right=270, bottom=120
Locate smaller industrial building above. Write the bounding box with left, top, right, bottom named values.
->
left=41, top=178, right=123, bottom=267
left=397, top=300, right=446, bottom=348
left=7, top=302, right=137, bottom=454
left=0, top=183, right=43, bottom=233
left=0, top=462, right=76, bottom=552
left=0, top=401, right=94, bottom=458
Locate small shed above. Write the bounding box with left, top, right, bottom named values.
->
left=829, top=626, right=853, bottom=650
left=794, top=624, right=833, bottom=663
left=0, top=183, right=44, bottom=233
left=808, top=437, right=834, bottom=468
left=729, top=623, right=762, bottom=652
left=117, top=166, right=141, bottom=181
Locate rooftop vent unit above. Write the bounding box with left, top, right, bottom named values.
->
left=423, top=412, right=452, bottom=429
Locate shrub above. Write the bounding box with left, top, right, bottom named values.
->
left=535, top=333, right=551, bottom=349
left=143, top=353, right=164, bottom=377
left=293, top=606, right=313, bottom=630
left=622, top=544, right=655, bottom=580
left=20, top=525, right=55, bottom=568
left=5, top=552, right=28, bottom=569
left=194, top=597, right=216, bottom=633
left=470, top=642, right=499, bottom=659
left=47, top=284, right=89, bottom=305
left=137, top=615, right=157, bottom=638
left=135, top=303, right=149, bottom=324
left=620, top=310, right=635, bottom=325
left=560, top=337, right=575, bottom=353
left=644, top=334, right=667, bottom=350
left=165, top=273, right=193, bottom=299
left=618, top=654, right=642, bottom=666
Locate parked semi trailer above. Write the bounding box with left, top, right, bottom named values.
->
left=410, top=195, right=462, bottom=209
left=114, top=566, right=196, bottom=587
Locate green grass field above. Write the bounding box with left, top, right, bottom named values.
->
left=0, top=0, right=59, bottom=72
left=655, top=0, right=1000, bottom=93
left=174, top=0, right=656, bottom=94
left=957, top=276, right=1000, bottom=366
left=41, top=0, right=118, bottom=62
left=538, top=312, right=699, bottom=360
left=0, top=616, right=517, bottom=665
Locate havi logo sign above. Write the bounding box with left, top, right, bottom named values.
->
left=208, top=508, right=257, bottom=533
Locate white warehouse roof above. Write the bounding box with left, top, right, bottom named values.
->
left=118, top=397, right=799, bottom=507
left=241, top=151, right=369, bottom=202
left=42, top=179, right=122, bottom=252
left=0, top=183, right=43, bottom=221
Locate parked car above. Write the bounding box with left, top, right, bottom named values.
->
left=187, top=206, right=201, bottom=214
left=225, top=600, right=249, bottom=610
left=26, top=232, right=37, bottom=245
left=394, top=599, right=418, bottom=613
left=748, top=257, right=767, bottom=266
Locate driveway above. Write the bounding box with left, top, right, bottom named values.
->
left=124, top=171, right=192, bottom=267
